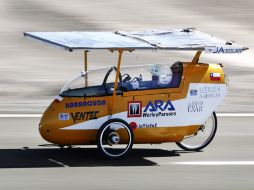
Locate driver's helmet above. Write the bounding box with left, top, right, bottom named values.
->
left=158, top=72, right=173, bottom=86
left=150, top=64, right=173, bottom=86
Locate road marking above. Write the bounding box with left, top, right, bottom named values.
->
left=0, top=114, right=42, bottom=118
left=0, top=113, right=254, bottom=118
left=217, top=113, right=254, bottom=117
left=48, top=159, right=68, bottom=167
left=162, top=161, right=254, bottom=166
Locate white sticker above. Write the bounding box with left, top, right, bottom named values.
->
left=205, top=46, right=243, bottom=54
left=59, top=113, right=69, bottom=121
left=55, top=95, right=63, bottom=102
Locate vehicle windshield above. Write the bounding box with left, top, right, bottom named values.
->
left=60, top=67, right=117, bottom=97
left=60, top=62, right=183, bottom=97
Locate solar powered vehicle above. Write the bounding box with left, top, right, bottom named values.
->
left=24, top=29, right=248, bottom=158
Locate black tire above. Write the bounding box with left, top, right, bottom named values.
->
left=176, top=112, right=217, bottom=151
left=97, top=118, right=134, bottom=159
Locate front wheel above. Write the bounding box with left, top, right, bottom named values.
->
left=176, top=112, right=217, bottom=151
left=97, top=119, right=134, bottom=159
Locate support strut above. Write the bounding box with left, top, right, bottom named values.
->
left=111, top=49, right=123, bottom=115
left=84, top=50, right=89, bottom=86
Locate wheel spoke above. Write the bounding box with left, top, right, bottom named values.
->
left=176, top=112, right=217, bottom=151
left=97, top=119, right=133, bottom=158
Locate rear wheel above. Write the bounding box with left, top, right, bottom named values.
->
left=176, top=112, right=217, bottom=151
left=97, top=119, right=134, bottom=159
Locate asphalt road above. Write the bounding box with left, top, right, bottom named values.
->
left=0, top=116, right=253, bottom=190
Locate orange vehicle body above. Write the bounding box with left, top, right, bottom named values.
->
left=39, top=62, right=226, bottom=145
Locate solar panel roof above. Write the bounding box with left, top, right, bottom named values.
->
left=24, top=29, right=247, bottom=52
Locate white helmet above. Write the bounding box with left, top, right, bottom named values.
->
left=158, top=72, right=172, bottom=86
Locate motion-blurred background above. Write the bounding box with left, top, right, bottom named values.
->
left=1, top=0, right=253, bottom=113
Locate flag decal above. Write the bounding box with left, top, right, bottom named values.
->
left=210, top=73, right=221, bottom=81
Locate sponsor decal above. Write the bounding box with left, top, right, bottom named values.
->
left=199, top=86, right=220, bottom=93
left=59, top=113, right=69, bottom=121
left=128, top=101, right=142, bottom=117
left=200, top=93, right=220, bottom=98
left=71, top=111, right=99, bottom=123
left=190, top=89, right=198, bottom=96
left=199, top=86, right=221, bottom=98
left=143, top=100, right=176, bottom=117
left=138, top=123, right=157, bottom=128
left=129, top=122, right=157, bottom=129
left=210, top=72, right=221, bottom=81
left=129, top=122, right=138, bottom=130
left=188, top=101, right=204, bottom=112
left=205, top=46, right=243, bottom=54
left=66, top=100, right=106, bottom=109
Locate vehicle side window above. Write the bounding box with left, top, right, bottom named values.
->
left=121, top=62, right=183, bottom=91
left=60, top=67, right=123, bottom=97
left=60, top=63, right=183, bottom=97
left=60, top=69, right=109, bottom=97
